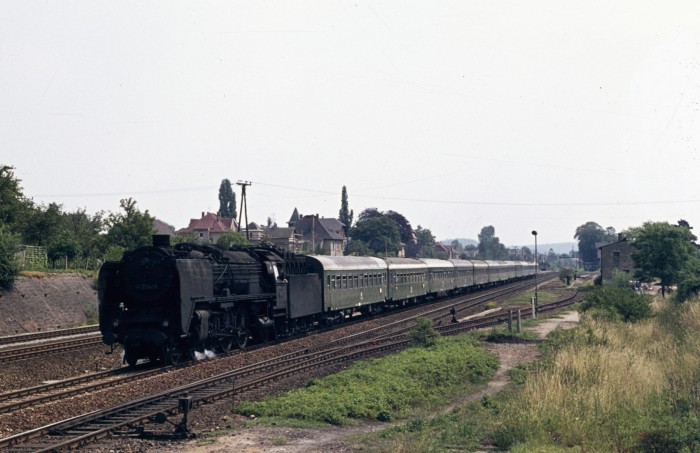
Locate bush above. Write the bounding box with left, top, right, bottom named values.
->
left=579, top=285, right=652, bottom=322
left=409, top=317, right=439, bottom=347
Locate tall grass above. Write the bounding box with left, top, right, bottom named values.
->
left=494, top=299, right=700, bottom=452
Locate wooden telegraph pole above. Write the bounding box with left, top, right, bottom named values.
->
left=237, top=180, right=252, bottom=241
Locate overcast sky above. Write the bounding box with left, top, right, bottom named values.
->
left=2, top=1, right=699, bottom=247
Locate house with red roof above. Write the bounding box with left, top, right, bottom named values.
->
left=176, top=212, right=239, bottom=244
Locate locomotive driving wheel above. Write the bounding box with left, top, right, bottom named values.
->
left=233, top=307, right=250, bottom=349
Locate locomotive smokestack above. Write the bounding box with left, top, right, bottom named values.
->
left=153, top=235, right=171, bottom=248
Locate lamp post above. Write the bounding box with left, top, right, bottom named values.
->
left=531, top=230, right=538, bottom=313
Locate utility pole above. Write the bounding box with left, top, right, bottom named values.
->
left=532, top=230, right=538, bottom=314
left=236, top=180, right=252, bottom=241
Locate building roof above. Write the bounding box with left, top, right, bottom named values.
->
left=177, top=212, right=238, bottom=234
left=295, top=215, right=346, bottom=242
left=265, top=227, right=297, bottom=239
left=288, top=207, right=301, bottom=225
left=153, top=218, right=176, bottom=236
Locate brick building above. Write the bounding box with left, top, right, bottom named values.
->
left=599, top=237, right=637, bottom=283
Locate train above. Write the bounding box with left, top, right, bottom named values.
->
left=98, top=235, right=536, bottom=366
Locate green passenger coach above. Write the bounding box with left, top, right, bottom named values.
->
left=384, top=258, right=428, bottom=303
left=305, top=256, right=388, bottom=314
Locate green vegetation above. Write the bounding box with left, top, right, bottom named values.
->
left=491, top=299, right=700, bottom=452
left=217, top=178, right=237, bottom=219
left=575, top=221, right=617, bottom=266
left=477, top=225, right=509, bottom=260
left=234, top=334, right=498, bottom=426
left=409, top=317, right=439, bottom=347
left=337, top=185, right=353, bottom=235
left=0, top=223, right=21, bottom=289
left=0, top=164, right=159, bottom=286
left=631, top=220, right=700, bottom=300
left=215, top=230, right=252, bottom=249
left=578, top=270, right=653, bottom=322
left=358, top=298, right=700, bottom=452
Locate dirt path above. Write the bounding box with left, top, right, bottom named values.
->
left=173, top=311, right=580, bottom=453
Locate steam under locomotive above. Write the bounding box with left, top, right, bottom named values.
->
left=98, top=235, right=535, bottom=366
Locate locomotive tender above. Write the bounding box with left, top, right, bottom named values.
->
left=98, top=235, right=536, bottom=365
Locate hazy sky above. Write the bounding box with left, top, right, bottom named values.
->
left=2, top=1, right=699, bottom=246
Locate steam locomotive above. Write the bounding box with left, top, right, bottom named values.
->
left=98, top=235, right=535, bottom=365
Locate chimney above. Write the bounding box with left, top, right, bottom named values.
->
left=153, top=235, right=171, bottom=248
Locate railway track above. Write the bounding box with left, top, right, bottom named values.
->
left=0, top=336, right=103, bottom=364
left=0, top=277, right=547, bottom=417
left=0, top=326, right=99, bottom=347
left=0, top=275, right=576, bottom=452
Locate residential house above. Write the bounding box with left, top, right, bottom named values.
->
left=292, top=212, right=346, bottom=256
left=264, top=227, right=302, bottom=252
left=153, top=218, right=176, bottom=237
left=434, top=241, right=453, bottom=260
left=177, top=212, right=238, bottom=244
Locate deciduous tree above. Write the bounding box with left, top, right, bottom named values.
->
left=0, top=224, right=20, bottom=289
left=575, top=222, right=610, bottom=265
left=350, top=216, right=401, bottom=256
left=104, top=198, right=155, bottom=252
left=632, top=221, right=699, bottom=298
left=0, top=165, right=31, bottom=232
left=477, top=226, right=507, bottom=260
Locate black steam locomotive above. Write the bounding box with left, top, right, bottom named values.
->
left=98, top=235, right=535, bottom=366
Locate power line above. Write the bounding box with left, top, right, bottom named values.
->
left=33, top=180, right=700, bottom=208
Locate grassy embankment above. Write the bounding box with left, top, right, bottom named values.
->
left=359, top=296, right=700, bottom=452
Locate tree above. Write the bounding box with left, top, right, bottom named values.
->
left=216, top=230, right=251, bottom=249
left=632, top=221, right=699, bottom=298
left=65, top=208, right=105, bottom=260
left=575, top=222, right=607, bottom=265
left=0, top=165, right=31, bottom=229
left=385, top=211, right=415, bottom=246
left=0, top=223, right=20, bottom=289
left=338, top=186, right=353, bottom=235
left=355, top=208, right=417, bottom=256
left=22, top=202, right=64, bottom=246
left=477, top=226, right=508, bottom=260
left=350, top=216, right=401, bottom=256
left=414, top=226, right=436, bottom=258
left=345, top=239, right=373, bottom=256
left=357, top=207, right=381, bottom=222
left=104, top=198, right=155, bottom=252
left=218, top=179, right=237, bottom=219
left=520, top=246, right=533, bottom=262
left=47, top=231, right=82, bottom=268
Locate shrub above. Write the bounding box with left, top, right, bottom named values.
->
left=579, top=285, right=652, bottom=322
left=409, top=317, right=439, bottom=347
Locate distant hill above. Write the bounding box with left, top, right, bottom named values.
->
left=442, top=238, right=577, bottom=256
left=442, top=238, right=478, bottom=247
